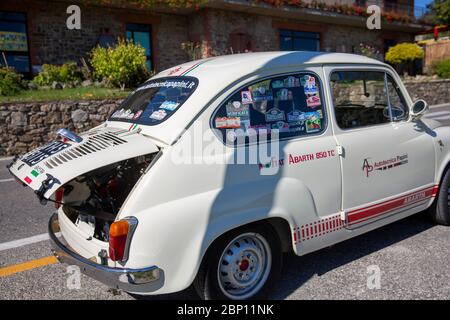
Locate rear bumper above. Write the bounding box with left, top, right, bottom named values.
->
left=48, top=212, right=164, bottom=293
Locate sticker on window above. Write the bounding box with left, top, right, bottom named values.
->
left=271, top=121, right=290, bottom=133
left=226, top=101, right=249, bottom=118
left=272, top=80, right=284, bottom=89
left=303, top=75, right=318, bottom=95
left=306, top=119, right=321, bottom=133
left=287, top=110, right=306, bottom=122
left=160, top=101, right=180, bottom=111
left=241, top=91, right=253, bottom=104
left=215, top=117, right=241, bottom=129
left=289, top=121, right=306, bottom=133
left=133, top=110, right=143, bottom=120
left=150, top=110, right=167, bottom=121
left=265, top=108, right=286, bottom=122
left=276, top=89, right=293, bottom=101
left=249, top=80, right=273, bottom=102
left=284, top=76, right=300, bottom=88
left=306, top=95, right=321, bottom=108
left=108, top=76, right=198, bottom=126
left=305, top=111, right=321, bottom=120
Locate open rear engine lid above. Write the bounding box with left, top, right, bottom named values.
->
left=8, top=126, right=159, bottom=199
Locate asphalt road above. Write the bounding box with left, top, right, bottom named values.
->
left=1, top=104, right=450, bottom=300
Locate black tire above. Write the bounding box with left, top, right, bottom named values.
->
left=193, top=222, right=282, bottom=300
left=429, top=168, right=450, bottom=225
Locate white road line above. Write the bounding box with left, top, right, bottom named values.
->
left=429, top=103, right=450, bottom=109
left=0, top=232, right=60, bottom=252
left=0, top=157, right=14, bottom=162
left=425, top=111, right=450, bottom=117
left=0, top=178, right=14, bottom=183
left=428, top=115, right=450, bottom=121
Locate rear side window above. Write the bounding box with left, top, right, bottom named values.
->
left=212, top=72, right=326, bottom=145
left=108, top=77, right=198, bottom=126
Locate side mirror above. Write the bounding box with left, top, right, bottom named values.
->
left=411, top=99, right=428, bottom=120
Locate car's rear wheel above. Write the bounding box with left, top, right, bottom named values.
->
left=429, top=167, right=450, bottom=225
left=193, top=222, right=282, bottom=300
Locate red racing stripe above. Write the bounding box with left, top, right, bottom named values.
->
left=348, top=185, right=435, bottom=214
left=348, top=186, right=436, bottom=225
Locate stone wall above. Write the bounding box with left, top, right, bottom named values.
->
left=1, top=80, right=449, bottom=157
left=404, top=79, right=450, bottom=106
left=0, top=99, right=121, bottom=156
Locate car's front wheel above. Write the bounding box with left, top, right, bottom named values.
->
left=194, top=222, right=282, bottom=300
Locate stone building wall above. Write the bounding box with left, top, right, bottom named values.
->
left=0, top=1, right=419, bottom=73
left=0, top=0, right=191, bottom=72
left=192, top=8, right=414, bottom=57
left=1, top=80, right=448, bottom=156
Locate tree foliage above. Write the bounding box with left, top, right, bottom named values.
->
left=427, top=0, right=450, bottom=25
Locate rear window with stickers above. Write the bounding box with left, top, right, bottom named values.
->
left=212, top=73, right=326, bottom=145
left=108, top=77, right=198, bottom=125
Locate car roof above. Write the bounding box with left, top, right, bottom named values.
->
left=155, top=51, right=387, bottom=80
left=135, top=52, right=389, bottom=145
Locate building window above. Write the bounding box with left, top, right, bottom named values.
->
left=228, top=31, right=253, bottom=53
left=279, top=29, right=320, bottom=52
left=0, top=11, right=30, bottom=74
left=126, top=23, right=153, bottom=70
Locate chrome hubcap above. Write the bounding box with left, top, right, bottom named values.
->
left=217, top=233, right=271, bottom=300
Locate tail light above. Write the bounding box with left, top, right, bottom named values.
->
left=54, top=187, right=64, bottom=209
left=109, top=218, right=138, bottom=262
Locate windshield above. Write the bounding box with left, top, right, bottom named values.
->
left=108, top=76, right=198, bottom=125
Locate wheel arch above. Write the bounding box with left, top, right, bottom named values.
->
left=198, top=216, right=293, bottom=273
left=193, top=217, right=289, bottom=299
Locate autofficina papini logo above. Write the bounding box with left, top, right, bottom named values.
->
left=362, top=158, right=374, bottom=177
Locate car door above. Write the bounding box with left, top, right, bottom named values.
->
left=324, top=66, right=436, bottom=228
left=209, top=68, right=342, bottom=244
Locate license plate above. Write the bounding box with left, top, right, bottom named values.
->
left=21, top=141, right=70, bottom=166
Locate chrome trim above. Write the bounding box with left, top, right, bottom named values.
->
left=48, top=213, right=164, bottom=292
left=120, top=216, right=138, bottom=264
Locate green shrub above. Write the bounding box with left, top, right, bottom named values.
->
left=0, top=67, right=23, bottom=96
left=90, top=38, right=150, bottom=89
left=33, top=61, right=82, bottom=86
left=435, top=59, right=450, bottom=79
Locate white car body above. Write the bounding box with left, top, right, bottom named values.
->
left=8, top=51, right=450, bottom=297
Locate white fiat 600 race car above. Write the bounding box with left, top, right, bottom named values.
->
left=8, top=52, right=450, bottom=299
